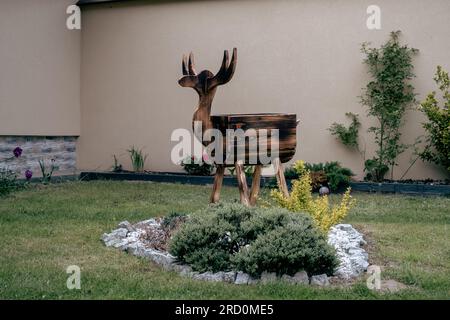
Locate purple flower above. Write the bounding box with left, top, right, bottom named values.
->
left=13, top=147, right=23, bottom=158
left=25, top=170, right=33, bottom=180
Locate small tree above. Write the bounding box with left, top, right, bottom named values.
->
left=360, top=31, right=418, bottom=181
left=419, top=66, right=450, bottom=174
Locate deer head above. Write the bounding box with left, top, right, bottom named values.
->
left=178, top=48, right=237, bottom=141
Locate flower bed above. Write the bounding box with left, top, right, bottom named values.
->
left=101, top=218, right=369, bottom=286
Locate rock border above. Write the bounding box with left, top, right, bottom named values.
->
left=101, top=220, right=369, bottom=286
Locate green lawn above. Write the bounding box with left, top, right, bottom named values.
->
left=0, top=181, right=449, bottom=299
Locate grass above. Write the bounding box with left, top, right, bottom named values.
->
left=0, top=181, right=449, bottom=299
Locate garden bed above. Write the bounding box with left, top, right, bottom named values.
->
left=80, top=171, right=273, bottom=187
left=79, top=171, right=450, bottom=196
left=101, top=218, right=369, bottom=286
left=351, top=182, right=450, bottom=196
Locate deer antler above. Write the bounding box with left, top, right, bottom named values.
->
left=178, top=48, right=237, bottom=94
left=207, top=48, right=237, bottom=90
left=182, top=52, right=197, bottom=76
left=188, top=52, right=196, bottom=75
left=179, top=53, right=199, bottom=90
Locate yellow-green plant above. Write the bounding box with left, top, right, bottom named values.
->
left=271, top=160, right=355, bottom=232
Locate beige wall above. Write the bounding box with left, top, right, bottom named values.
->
left=0, top=0, right=80, bottom=136
left=78, top=0, right=449, bottom=179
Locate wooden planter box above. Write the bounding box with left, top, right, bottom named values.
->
left=210, top=113, right=298, bottom=164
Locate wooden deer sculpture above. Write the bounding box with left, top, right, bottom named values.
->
left=178, top=48, right=298, bottom=206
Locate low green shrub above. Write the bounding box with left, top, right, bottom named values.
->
left=180, top=155, right=214, bottom=176
left=233, top=222, right=337, bottom=277
left=0, top=168, right=25, bottom=197
left=317, top=162, right=354, bottom=191
left=364, top=158, right=389, bottom=182
left=284, top=161, right=354, bottom=191
left=169, top=203, right=337, bottom=276
left=161, top=211, right=188, bottom=231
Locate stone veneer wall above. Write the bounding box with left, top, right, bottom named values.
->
left=0, top=136, right=77, bottom=178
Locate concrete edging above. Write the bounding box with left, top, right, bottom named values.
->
left=79, top=171, right=450, bottom=196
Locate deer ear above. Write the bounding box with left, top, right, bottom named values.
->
left=178, top=75, right=198, bottom=88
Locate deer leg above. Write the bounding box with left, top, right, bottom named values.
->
left=249, top=165, right=262, bottom=206
left=210, top=165, right=225, bottom=203
left=273, top=158, right=289, bottom=198
left=235, top=160, right=250, bottom=206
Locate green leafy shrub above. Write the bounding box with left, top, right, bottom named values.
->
left=319, top=162, right=354, bottom=191
left=1, top=147, right=27, bottom=196
left=169, top=203, right=337, bottom=276
left=169, top=203, right=249, bottom=272
left=180, top=154, right=214, bottom=176
left=284, top=166, right=299, bottom=179
left=284, top=161, right=354, bottom=191
left=328, top=112, right=361, bottom=149
left=161, top=212, right=188, bottom=231
left=419, top=66, right=450, bottom=174
left=0, top=168, right=25, bottom=197
left=364, top=159, right=389, bottom=182
left=127, top=146, right=147, bottom=172
left=233, top=223, right=337, bottom=277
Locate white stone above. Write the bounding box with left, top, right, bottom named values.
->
left=143, top=249, right=174, bottom=267
left=222, top=271, right=237, bottom=283
left=310, top=274, right=329, bottom=286
left=193, top=272, right=224, bottom=282
left=327, top=224, right=369, bottom=279
left=118, top=221, right=135, bottom=232
left=111, top=228, right=129, bottom=238
left=234, top=272, right=250, bottom=285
